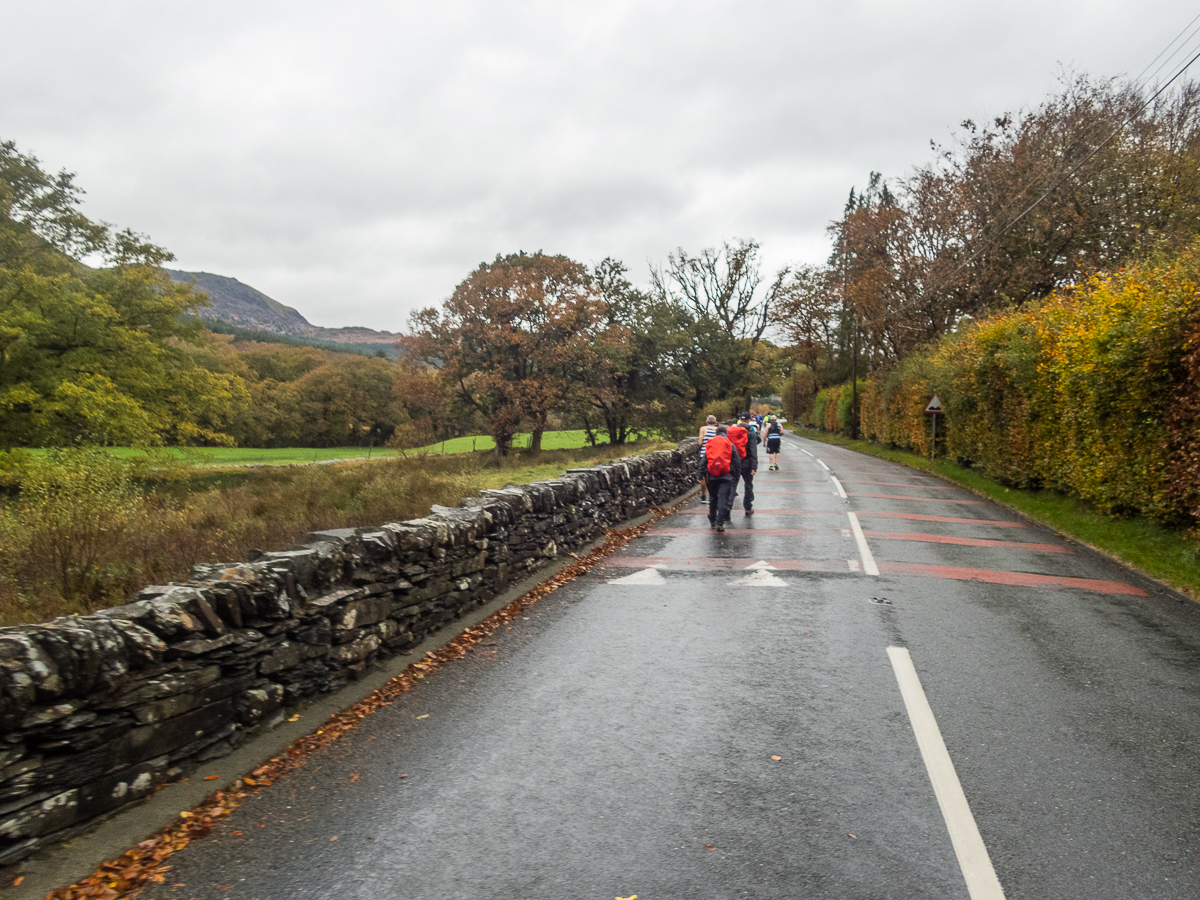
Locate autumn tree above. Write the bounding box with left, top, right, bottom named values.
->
left=571, top=258, right=695, bottom=443
left=808, top=74, right=1200, bottom=378
left=651, top=238, right=791, bottom=412
left=401, top=252, right=606, bottom=454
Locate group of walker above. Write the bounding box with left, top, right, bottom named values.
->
left=696, top=413, right=784, bottom=532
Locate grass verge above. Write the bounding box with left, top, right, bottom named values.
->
left=793, top=429, right=1200, bottom=600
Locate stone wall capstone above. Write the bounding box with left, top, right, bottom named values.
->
left=0, top=439, right=699, bottom=865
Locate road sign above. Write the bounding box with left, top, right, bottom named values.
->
left=924, top=394, right=944, bottom=415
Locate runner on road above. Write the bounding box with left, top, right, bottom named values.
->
left=765, top=415, right=783, bottom=470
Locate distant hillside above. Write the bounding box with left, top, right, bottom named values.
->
left=167, top=269, right=402, bottom=349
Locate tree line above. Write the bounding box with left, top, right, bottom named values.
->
left=774, top=73, right=1200, bottom=423
left=400, top=245, right=795, bottom=453
left=0, top=140, right=795, bottom=452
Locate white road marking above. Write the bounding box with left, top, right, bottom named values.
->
left=846, top=512, right=879, bottom=576
left=800, top=449, right=815, bottom=458
left=745, top=560, right=777, bottom=569
left=607, top=567, right=666, bottom=585
left=887, top=647, right=1007, bottom=900
left=729, top=569, right=788, bottom=586
left=816, top=458, right=831, bottom=471
left=831, top=476, right=847, bottom=499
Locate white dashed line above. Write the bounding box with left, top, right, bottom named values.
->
left=887, top=647, right=1007, bottom=900
left=846, top=512, right=879, bottom=576
left=816, top=458, right=831, bottom=472
left=831, top=476, right=847, bottom=499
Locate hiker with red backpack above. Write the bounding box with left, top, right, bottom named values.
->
left=727, top=412, right=759, bottom=515
left=704, top=424, right=742, bottom=532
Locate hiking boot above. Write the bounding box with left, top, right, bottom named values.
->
left=745, top=508, right=753, bottom=515
left=715, top=522, right=725, bottom=532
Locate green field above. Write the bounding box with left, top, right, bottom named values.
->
left=21, top=430, right=632, bottom=467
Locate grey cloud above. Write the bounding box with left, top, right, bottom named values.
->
left=1, top=0, right=1190, bottom=329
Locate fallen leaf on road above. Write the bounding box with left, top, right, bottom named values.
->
left=771, top=755, right=781, bottom=760
left=616, top=895, right=638, bottom=900
left=349, top=773, right=360, bottom=782
left=399, top=774, right=408, bottom=778
left=219, top=883, right=235, bottom=892
left=848, top=834, right=857, bottom=839
left=330, top=835, right=338, bottom=841
left=203, top=775, right=220, bottom=781
left=12, top=877, right=23, bottom=886
left=288, top=714, right=302, bottom=722
left=232, top=831, right=243, bottom=836
left=705, top=845, right=716, bottom=850
left=417, top=714, right=429, bottom=719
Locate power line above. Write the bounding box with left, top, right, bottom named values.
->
left=950, top=43, right=1200, bottom=279
left=1132, top=11, right=1200, bottom=88
left=959, top=14, right=1200, bottom=269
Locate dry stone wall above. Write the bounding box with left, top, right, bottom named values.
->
left=0, top=439, right=699, bottom=865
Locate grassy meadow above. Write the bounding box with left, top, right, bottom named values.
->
left=0, top=437, right=674, bottom=626
left=22, top=430, right=627, bottom=468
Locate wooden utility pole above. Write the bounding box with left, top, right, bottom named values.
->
left=843, top=230, right=858, bottom=440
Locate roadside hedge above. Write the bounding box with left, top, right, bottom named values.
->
left=829, top=244, right=1200, bottom=523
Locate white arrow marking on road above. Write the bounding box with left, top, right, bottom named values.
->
left=745, top=560, right=777, bottom=569
left=607, top=567, right=667, bottom=585
left=729, top=569, right=788, bottom=586
left=888, top=647, right=1007, bottom=900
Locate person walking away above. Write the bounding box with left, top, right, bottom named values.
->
left=728, top=412, right=758, bottom=514
left=765, top=415, right=783, bottom=470
left=705, top=425, right=741, bottom=532
left=696, top=415, right=717, bottom=501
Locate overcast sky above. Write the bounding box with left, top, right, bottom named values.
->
left=2, top=0, right=1194, bottom=331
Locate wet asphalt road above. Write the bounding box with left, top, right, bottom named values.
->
left=156, top=434, right=1200, bottom=899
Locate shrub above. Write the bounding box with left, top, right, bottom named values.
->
left=846, top=242, right=1200, bottom=523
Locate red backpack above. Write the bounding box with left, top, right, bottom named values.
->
left=706, top=435, right=733, bottom=477
left=728, top=425, right=749, bottom=457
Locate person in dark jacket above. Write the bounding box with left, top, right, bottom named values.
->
left=704, top=425, right=742, bottom=532
left=728, top=412, right=759, bottom=514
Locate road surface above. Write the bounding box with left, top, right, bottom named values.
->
left=155, top=433, right=1200, bottom=899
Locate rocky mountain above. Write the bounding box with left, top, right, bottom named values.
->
left=167, top=269, right=402, bottom=347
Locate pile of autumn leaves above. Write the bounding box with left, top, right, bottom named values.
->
left=842, top=244, right=1200, bottom=524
